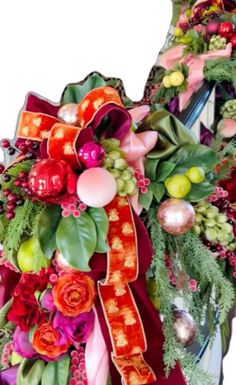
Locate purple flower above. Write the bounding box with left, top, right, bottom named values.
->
left=41, top=289, right=56, bottom=312
left=13, top=327, right=37, bottom=359
left=52, top=310, right=95, bottom=349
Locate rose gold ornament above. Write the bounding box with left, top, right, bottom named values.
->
left=157, top=199, right=195, bottom=235
left=57, top=103, right=78, bottom=125
left=173, top=309, right=196, bottom=347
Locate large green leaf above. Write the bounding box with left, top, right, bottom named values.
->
left=0, top=299, right=12, bottom=329
left=56, top=212, right=97, bottom=271
left=156, top=161, right=176, bottom=182
left=149, top=183, right=166, bottom=203
left=37, top=206, right=62, bottom=259
left=41, top=362, right=57, bottom=385
left=88, top=208, right=109, bottom=253
left=61, top=73, right=106, bottom=105
left=139, top=190, right=153, bottom=211
left=185, top=181, right=215, bottom=202
left=57, top=355, right=70, bottom=385
left=17, top=359, right=45, bottom=385
left=169, top=144, right=218, bottom=173
left=144, top=158, right=160, bottom=181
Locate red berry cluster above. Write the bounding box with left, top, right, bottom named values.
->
left=165, top=254, right=198, bottom=292
left=69, top=348, right=88, bottom=385
left=1, top=138, right=40, bottom=161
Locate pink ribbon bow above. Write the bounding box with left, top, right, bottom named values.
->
left=120, top=106, right=158, bottom=215
left=160, top=43, right=232, bottom=111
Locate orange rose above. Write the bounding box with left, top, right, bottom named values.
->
left=32, top=322, right=70, bottom=359
left=52, top=272, right=96, bottom=317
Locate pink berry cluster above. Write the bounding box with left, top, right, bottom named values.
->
left=1, top=342, right=13, bottom=368
left=0, top=250, right=19, bottom=273
left=61, top=197, right=87, bottom=218
left=208, top=186, right=228, bottom=202
left=49, top=259, right=67, bottom=284
left=165, top=254, right=198, bottom=292
left=69, top=348, right=88, bottom=385
left=134, top=169, right=150, bottom=194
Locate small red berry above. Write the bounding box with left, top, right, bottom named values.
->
left=3, top=189, right=10, bottom=197
left=6, top=212, right=15, bottom=220
left=1, top=139, right=10, bottom=148
left=0, top=164, right=5, bottom=174
left=230, top=34, right=236, bottom=48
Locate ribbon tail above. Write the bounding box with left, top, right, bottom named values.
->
left=85, top=307, right=109, bottom=385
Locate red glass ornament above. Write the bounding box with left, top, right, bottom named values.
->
left=218, top=22, right=235, bottom=39
left=28, top=159, right=77, bottom=203
left=230, top=35, right=236, bottom=48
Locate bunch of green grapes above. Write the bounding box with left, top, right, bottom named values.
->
left=101, top=139, right=137, bottom=197
left=220, top=99, right=236, bottom=120
left=194, top=201, right=236, bottom=250
left=208, top=35, right=227, bottom=51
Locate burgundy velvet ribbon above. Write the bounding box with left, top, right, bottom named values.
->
left=0, top=266, right=20, bottom=308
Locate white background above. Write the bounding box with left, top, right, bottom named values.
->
left=0, top=1, right=234, bottom=384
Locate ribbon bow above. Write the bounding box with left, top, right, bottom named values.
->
left=160, top=43, right=232, bottom=111
left=17, top=87, right=132, bottom=169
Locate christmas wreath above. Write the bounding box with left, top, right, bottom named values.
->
left=0, top=1, right=236, bottom=385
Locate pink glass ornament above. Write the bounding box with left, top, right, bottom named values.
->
left=157, top=199, right=195, bottom=235
left=78, top=142, right=105, bottom=169
left=77, top=168, right=117, bottom=208
left=217, top=119, right=236, bottom=138
left=173, top=309, right=196, bottom=347
left=57, top=103, right=78, bottom=125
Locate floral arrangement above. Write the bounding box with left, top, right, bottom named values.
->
left=0, top=1, right=236, bottom=385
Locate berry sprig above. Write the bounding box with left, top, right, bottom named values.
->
left=61, top=197, right=87, bottom=218
left=165, top=254, right=198, bottom=293
left=134, top=169, right=150, bottom=194
left=69, top=348, right=88, bottom=385
left=1, top=342, right=12, bottom=369
left=1, top=138, right=40, bottom=161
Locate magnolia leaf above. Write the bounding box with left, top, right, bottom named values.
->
left=0, top=299, right=12, bottom=329
left=156, top=161, right=176, bottom=182
left=139, top=190, right=153, bottom=211
left=61, top=73, right=106, bottom=105
left=41, top=362, right=57, bottom=385
left=37, top=206, right=62, bottom=259
left=149, top=183, right=165, bottom=203
left=88, top=208, right=109, bottom=253
left=57, top=355, right=70, bottom=385
left=17, top=359, right=45, bottom=385
left=56, top=213, right=97, bottom=271
left=144, top=158, right=160, bottom=181
left=185, top=181, right=215, bottom=202
left=169, top=144, right=218, bottom=173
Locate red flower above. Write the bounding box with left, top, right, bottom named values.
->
left=219, top=167, right=236, bottom=203
left=7, top=268, right=52, bottom=332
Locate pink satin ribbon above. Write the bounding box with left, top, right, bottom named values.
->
left=160, top=43, right=232, bottom=111
left=120, top=129, right=158, bottom=215
left=85, top=307, right=109, bottom=385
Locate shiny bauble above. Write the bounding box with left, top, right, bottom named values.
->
left=28, top=159, right=76, bottom=203
left=17, top=238, right=51, bottom=273
left=217, top=118, right=236, bottom=138
left=57, top=103, right=78, bottom=125
left=218, top=22, right=235, bottom=39
left=230, top=35, right=236, bottom=48
left=78, top=142, right=105, bottom=169
left=206, top=20, right=219, bottom=35
left=157, top=199, right=195, bottom=235
left=173, top=309, right=196, bottom=347
left=77, top=168, right=117, bottom=208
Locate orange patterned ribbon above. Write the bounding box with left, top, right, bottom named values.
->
left=16, top=87, right=124, bottom=169
left=99, top=196, right=156, bottom=385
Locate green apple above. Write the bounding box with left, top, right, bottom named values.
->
left=17, top=238, right=51, bottom=273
